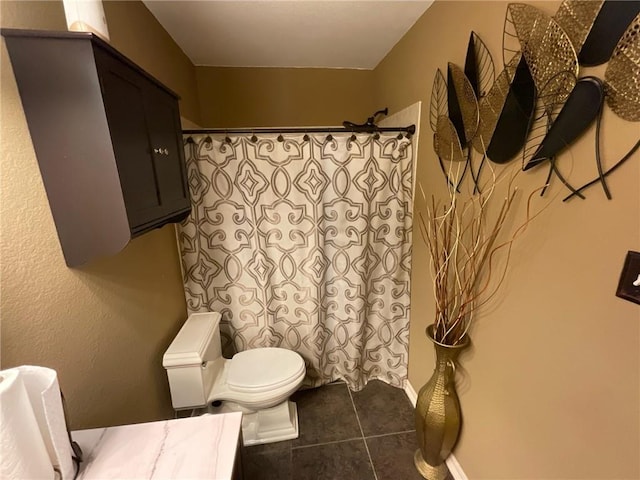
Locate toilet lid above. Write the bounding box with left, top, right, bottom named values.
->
left=227, top=348, right=305, bottom=393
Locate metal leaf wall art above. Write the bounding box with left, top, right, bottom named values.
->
left=486, top=55, right=536, bottom=164
left=434, top=116, right=465, bottom=163
left=447, top=65, right=466, bottom=146
left=553, top=0, right=604, bottom=58
left=521, top=69, right=579, bottom=197
left=605, top=11, right=640, bottom=122
left=429, top=69, right=448, bottom=132
left=526, top=77, right=605, bottom=170
left=429, top=2, right=640, bottom=202
left=465, top=32, right=495, bottom=102
left=464, top=32, right=495, bottom=191
left=430, top=69, right=459, bottom=190
left=505, top=3, right=578, bottom=114
left=472, top=53, right=520, bottom=156
left=560, top=11, right=640, bottom=201
left=511, top=1, right=639, bottom=200
left=560, top=8, right=640, bottom=201
left=522, top=69, right=577, bottom=166
left=448, top=63, right=479, bottom=145
left=578, top=1, right=640, bottom=66
left=448, top=63, right=480, bottom=190
left=431, top=32, right=495, bottom=191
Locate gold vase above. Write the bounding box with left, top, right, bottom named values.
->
left=414, top=324, right=469, bottom=480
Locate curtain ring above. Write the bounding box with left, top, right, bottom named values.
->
left=251, top=132, right=258, bottom=143
left=277, top=134, right=284, bottom=142
left=350, top=134, right=357, bottom=142
left=326, top=134, right=333, bottom=142
left=373, top=133, right=380, bottom=140
left=204, top=135, right=212, bottom=144
left=303, top=130, right=309, bottom=142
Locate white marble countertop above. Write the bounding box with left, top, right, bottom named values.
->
left=72, top=413, right=242, bottom=479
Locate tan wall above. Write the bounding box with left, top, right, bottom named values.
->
left=103, top=1, right=201, bottom=125
left=374, top=1, right=640, bottom=478
left=196, top=66, right=375, bottom=127
left=0, top=1, right=196, bottom=429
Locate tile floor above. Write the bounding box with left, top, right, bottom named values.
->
left=241, top=380, right=431, bottom=480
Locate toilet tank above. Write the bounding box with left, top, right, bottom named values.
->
left=163, top=312, right=223, bottom=409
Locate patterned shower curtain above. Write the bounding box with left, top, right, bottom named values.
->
left=178, top=132, right=414, bottom=390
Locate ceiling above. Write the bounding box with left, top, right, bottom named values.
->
left=142, top=1, right=433, bottom=70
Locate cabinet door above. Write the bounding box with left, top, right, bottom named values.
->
left=95, top=48, right=164, bottom=230
left=144, top=83, right=190, bottom=219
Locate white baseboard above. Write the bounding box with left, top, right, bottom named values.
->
left=445, top=455, right=468, bottom=480
left=404, top=380, right=468, bottom=480
left=404, top=380, right=418, bottom=407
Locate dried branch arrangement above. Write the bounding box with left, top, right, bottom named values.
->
left=418, top=162, right=538, bottom=346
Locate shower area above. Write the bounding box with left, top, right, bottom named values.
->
left=177, top=108, right=419, bottom=391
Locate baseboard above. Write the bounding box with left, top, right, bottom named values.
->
left=404, top=379, right=418, bottom=407
left=404, top=380, right=468, bottom=480
left=445, top=455, right=468, bottom=480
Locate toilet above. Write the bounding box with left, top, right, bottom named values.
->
left=162, top=312, right=306, bottom=446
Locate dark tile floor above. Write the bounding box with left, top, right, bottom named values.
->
left=241, top=380, right=427, bottom=480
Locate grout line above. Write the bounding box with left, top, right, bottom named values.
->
left=346, top=385, right=379, bottom=480
left=364, top=429, right=416, bottom=440
left=289, top=442, right=293, bottom=480
left=291, top=436, right=367, bottom=450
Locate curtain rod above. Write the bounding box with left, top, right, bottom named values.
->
left=183, top=124, right=416, bottom=136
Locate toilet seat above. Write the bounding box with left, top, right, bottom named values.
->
left=227, top=348, right=305, bottom=393
left=208, top=349, right=306, bottom=410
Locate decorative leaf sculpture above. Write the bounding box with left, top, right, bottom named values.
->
left=506, top=3, right=578, bottom=114
left=521, top=73, right=590, bottom=199
left=486, top=56, right=536, bottom=164
left=473, top=53, right=521, bottom=155
left=464, top=32, right=495, bottom=101
left=579, top=1, right=640, bottom=66
left=434, top=115, right=464, bottom=163
left=502, top=8, right=521, bottom=78
left=429, top=69, right=448, bottom=132
left=553, top=0, right=604, bottom=58
left=563, top=140, right=640, bottom=201
left=447, top=63, right=479, bottom=146
left=525, top=77, right=604, bottom=170
left=434, top=114, right=466, bottom=191
left=522, top=70, right=577, bottom=169
left=605, top=11, right=640, bottom=122
left=523, top=107, right=551, bottom=171
left=465, top=33, right=479, bottom=98
left=463, top=32, right=495, bottom=192
left=447, top=65, right=466, bottom=145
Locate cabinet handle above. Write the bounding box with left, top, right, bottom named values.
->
left=163, top=148, right=169, bottom=155
left=153, top=147, right=169, bottom=156
left=154, top=148, right=160, bottom=154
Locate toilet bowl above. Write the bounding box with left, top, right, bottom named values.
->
left=162, top=312, right=306, bottom=446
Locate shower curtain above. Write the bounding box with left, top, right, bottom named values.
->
left=178, top=132, right=414, bottom=390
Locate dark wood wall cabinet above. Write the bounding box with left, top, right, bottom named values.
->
left=2, top=28, right=191, bottom=267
